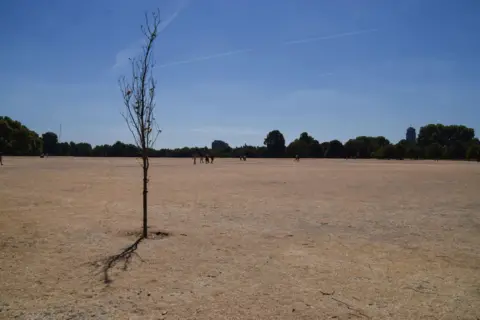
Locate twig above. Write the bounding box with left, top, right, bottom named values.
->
left=320, top=290, right=335, bottom=296
left=367, top=263, right=374, bottom=274
left=404, top=286, right=438, bottom=295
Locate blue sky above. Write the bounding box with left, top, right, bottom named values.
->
left=1, top=0, right=479, bottom=148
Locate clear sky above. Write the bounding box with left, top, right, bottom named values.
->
left=1, top=0, right=479, bottom=148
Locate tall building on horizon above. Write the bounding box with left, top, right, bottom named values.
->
left=406, top=126, right=416, bottom=143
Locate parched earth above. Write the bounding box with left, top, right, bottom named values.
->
left=0, top=157, right=479, bottom=319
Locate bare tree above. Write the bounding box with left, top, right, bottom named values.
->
left=90, top=10, right=166, bottom=284
left=119, top=9, right=162, bottom=239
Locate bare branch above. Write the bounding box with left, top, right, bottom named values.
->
left=119, top=10, right=161, bottom=151
left=331, top=297, right=371, bottom=319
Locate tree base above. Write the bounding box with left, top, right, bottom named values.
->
left=122, top=229, right=170, bottom=240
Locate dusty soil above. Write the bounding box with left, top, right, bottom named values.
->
left=1, top=157, right=479, bottom=320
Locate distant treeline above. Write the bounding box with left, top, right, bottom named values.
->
left=1, top=116, right=479, bottom=161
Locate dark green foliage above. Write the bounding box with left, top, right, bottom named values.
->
left=74, top=143, right=93, bottom=157
left=375, top=144, right=395, bottom=159
left=394, top=143, right=406, bottom=160
left=42, top=132, right=58, bottom=155
left=425, top=143, right=443, bottom=159
left=299, top=132, right=315, bottom=145
left=344, top=139, right=362, bottom=158
left=286, top=139, right=309, bottom=158
left=0, top=116, right=43, bottom=155
left=345, top=136, right=390, bottom=159
left=417, top=124, right=474, bottom=147
left=1, top=117, right=478, bottom=160
left=325, top=140, right=345, bottom=158
left=286, top=132, right=324, bottom=158
left=231, top=144, right=266, bottom=158
left=466, top=142, right=480, bottom=161
left=44, top=139, right=94, bottom=157
left=58, top=142, right=71, bottom=156
left=264, top=130, right=286, bottom=157
left=211, top=140, right=231, bottom=157
left=212, top=140, right=230, bottom=150
left=405, top=145, right=422, bottom=159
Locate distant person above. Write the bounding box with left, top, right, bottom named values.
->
left=210, top=155, right=215, bottom=164
left=205, top=155, right=210, bottom=164
left=192, top=154, right=197, bottom=165
left=0, top=152, right=3, bottom=165
left=199, top=154, right=204, bottom=163
left=295, top=154, right=300, bottom=162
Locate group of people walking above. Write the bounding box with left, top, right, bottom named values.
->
left=192, top=154, right=215, bottom=165
left=192, top=154, right=304, bottom=164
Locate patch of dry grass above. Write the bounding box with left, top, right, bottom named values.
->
left=1, top=157, right=479, bottom=319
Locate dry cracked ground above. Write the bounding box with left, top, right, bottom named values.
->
left=0, top=157, right=479, bottom=320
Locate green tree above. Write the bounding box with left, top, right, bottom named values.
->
left=466, top=144, right=480, bottom=161
left=75, top=142, right=93, bottom=156
left=92, top=144, right=112, bottom=157
left=299, top=132, right=315, bottom=145
left=325, top=140, right=345, bottom=158
left=264, top=130, right=286, bottom=157
left=58, top=142, right=71, bottom=156
left=110, top=141, right=127, bottom=157
left=286, top=132, right=321, bottom=158
left=69, top=142, right=77, bottom=156
left=375, top=144, right=395, bottom=159
left=343, top=136, right=390, bottom=158
left=320, top=142, right=330, bottom=156
left=309, top=141, right=325, bottom=157
left=0, top=117, right=42, bottom=155
left=2, top=116, right=479, bottom=162
left=425, top=143, right=443, bottom=159
left=394, top=143, right=406, bottom=160
left=406, top=146, right=422, bottom=159
left=344, top=139, right=362, bottom=158
left=211, top=140, right=231, bottom=157
left=418, top=124, right=474, bottom=147
left=42, top=132, right=59, bottom=155
left=442, top=141, right=467, bottom=159
left=286, top=139, right=309, bottom=157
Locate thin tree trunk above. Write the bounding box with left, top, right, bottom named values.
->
left=142, top=156, right=148, bottom=238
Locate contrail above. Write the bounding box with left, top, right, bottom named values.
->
left=158, top=28, right=377, bottom=68
left=318, top=72, right=334, bottom=77
left=158, top=0, right=190, bottom=33
left=158, top=49, right=253, bottom=68
left=283, top=28, right=377, bottom=45
left=113, top=0, right=190, bottom=69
